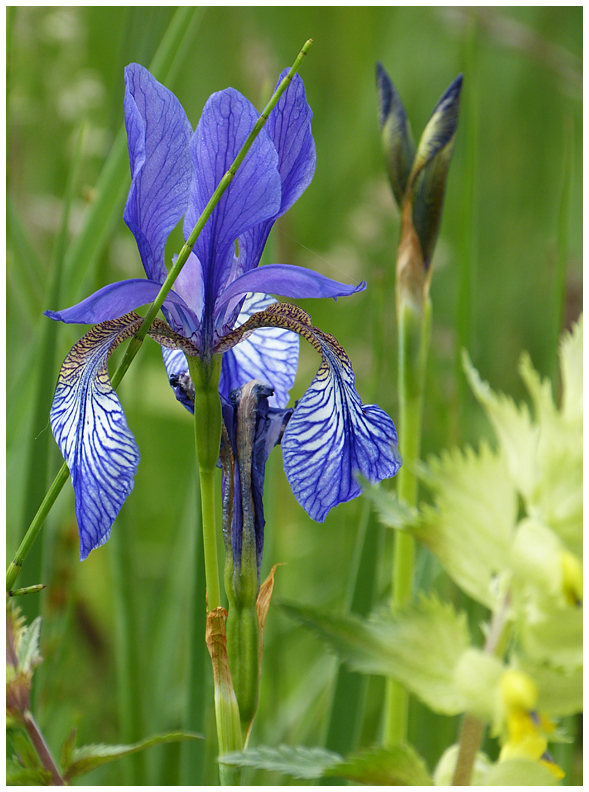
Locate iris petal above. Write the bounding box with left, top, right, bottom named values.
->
left=45, top=279, right=197, bottom=326
left=162, top=347, right=195, bottom=413
left=50, top=314, right=144, bottom=559
left=267, top=71, right=316, bottom=215
left=219, top=293, right=299, bottom=409
left=184, top=88, right=281, bottom=301
left=123, top=63, right=193, bottom=282
left=236, top=72, right=316, bottom=272
left=215, top=264, right=365, bottom=314
left=281, top=331, right=402, bottom=522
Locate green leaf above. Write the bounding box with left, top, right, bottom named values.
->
left=220, top=745, right=343, bottom=780
left=464, top=319, right=582, bottom=558
left=6, top=759, right=52, bottom=786
left=325, top=744, right=433, bottom=785
left=8, top=729, right=43, bottom=771
left=63, top=732, right=202, bottom=781
left=17, top=616, right=42, bottom=674
left=59, top=728, right=77, bottom=774
left=484, top=758, right=560, bottom=785
left=281, top=595, right=471, bottom=715
left=221, top=743, right=434, bottom=785
left=387, top=441, right=515, bottom=611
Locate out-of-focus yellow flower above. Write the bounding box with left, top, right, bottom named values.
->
left=560, top=550, right=582, bottom=606
left=498, top=670, right=564, bottom=780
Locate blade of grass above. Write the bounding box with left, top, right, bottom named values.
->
left=109, top=509, right=146, bottom=786
left=551, top=114, right=573, bottom=381
left=455, top=11, right=479, bottom=444
left=7, top=197, right=46, bottom=325
left=17, top=124, right=85, bottom=625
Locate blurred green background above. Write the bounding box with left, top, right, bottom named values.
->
left=7, top=6, right=582, bottom=785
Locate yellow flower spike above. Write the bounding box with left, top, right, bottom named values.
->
left=560, top=550, right=583, bottom=606
left=498, top=669, right=565, bottom=781
left=499, top=669, right=538, bottom=713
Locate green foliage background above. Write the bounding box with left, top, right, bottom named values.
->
left=7, top=6, right=582, bottom=785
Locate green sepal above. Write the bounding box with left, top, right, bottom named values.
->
left=281, top=595, right=471, bottom=715
left=516, top=658, right=582, bottom=718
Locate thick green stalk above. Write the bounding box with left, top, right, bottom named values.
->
left=6, top=38, right=314, bottom=592
left=384, top=296, right=431, bottom=746
left=188, top=355, right=223, bottom=612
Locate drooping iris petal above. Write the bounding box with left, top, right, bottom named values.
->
left=219, top=293, right=299, bottom=409
left=44, top=279, right=197, bottom=326
left=215, top=264, right=366, bottom=317
left=184, top=88, right=281, bottom=302
left=123, top=63, right=193, bottom=283
left=281, top=330, right=402, bottom=522
left=50, top=314, right=144, bottom=560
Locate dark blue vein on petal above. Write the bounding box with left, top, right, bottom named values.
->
left=281, top=333, right=402, bottom=522
left=50, top=315, right=142, bottom=559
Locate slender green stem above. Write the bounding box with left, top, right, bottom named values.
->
left=6, top=39, right=314, bottom=592
left=384, top=297, right=431, bottom=746
left=6, top=464, right=70, bottom=592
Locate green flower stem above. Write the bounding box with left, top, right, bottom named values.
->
left=188, top=354, right=223, bottom=612
left=5, top=38, right=314, bottom=592
left=384, top=296, right=432, bottom=746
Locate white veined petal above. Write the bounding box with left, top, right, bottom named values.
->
left=50, top=316, right=141, bottom=559
left=281, top=336, right=401, bottom=522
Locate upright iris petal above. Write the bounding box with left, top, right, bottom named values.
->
left=124, top=63, right=193, bottom=283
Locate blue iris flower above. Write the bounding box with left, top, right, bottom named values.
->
left=46, top=64, right=402, bottom=560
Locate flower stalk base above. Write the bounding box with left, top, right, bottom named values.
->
left=385, top=296, right=432, bottom=746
